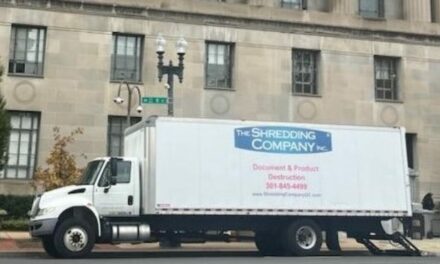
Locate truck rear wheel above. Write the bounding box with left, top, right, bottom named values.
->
left=53, top=218, right=95, bottom=258
left=325, top=230, right=341, bottom=252
left=282, top=219, right=322, bottom=256
left=254, top=230, right=284, bottom=256
left=41, top=236, right=60, bottom=258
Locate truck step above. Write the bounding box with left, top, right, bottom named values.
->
left=356, top=232, right=421, bottom=256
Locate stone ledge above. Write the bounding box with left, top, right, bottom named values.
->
left=1, top=0, right=440, bottom=46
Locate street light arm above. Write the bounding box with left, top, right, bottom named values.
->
left=124, top=81, right=131, bottom=95
left=117, top=79, right=131, bottom=97
left=113, top=79, right=143, bottom=128
left=133, top=86, right=142, bottom=106
left=117, top=80, right=123, bottom=97
left=114, top=79, right=128, bottom=104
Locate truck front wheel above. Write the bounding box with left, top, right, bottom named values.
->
left=282, top=219, right=322, bottom=256
left=53, top=218, right=95, bottom=258
left=41, top=236, right=59, bottom=258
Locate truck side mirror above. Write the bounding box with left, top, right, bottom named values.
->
left=110, top=176, right=117, bottom=185
left=104, top=175, right=116, bottom=193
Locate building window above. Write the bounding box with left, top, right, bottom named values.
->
left=281, top=0, right=306, bottom=9
left=205, top=42, right=234, bottom=89
left=1, top=112, right=40, bottom=180
left=406, top=133, right=416, bottom=170
left=107, top=116, right=141, bottom=156
left=359, top=0, right=384, bottom=18
left=111, top=33, right=143, bottom=82
left=292, top=49, right=318, bottom=95
left=375, top=56, right=399, bottom=101
left=8, top=25, right=46, bottom=76
left=406, top=133, right=418, bottom=201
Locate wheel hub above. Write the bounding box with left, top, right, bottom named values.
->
left=296, top=226, right=317, bottom=250
left=63, top=227, right=88, bottom=252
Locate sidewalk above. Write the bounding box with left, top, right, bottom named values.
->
left=1, top=231, right=440, bottom=254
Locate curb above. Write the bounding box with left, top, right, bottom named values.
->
left=0, top=239, right=17, bottom=251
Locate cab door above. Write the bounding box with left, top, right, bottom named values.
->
left=93, top=159, right=138, bottom=216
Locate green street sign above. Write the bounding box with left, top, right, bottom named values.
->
left=142, top=97, right=168, bottom=104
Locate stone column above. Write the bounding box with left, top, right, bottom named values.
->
left=403, top=0, right=431, bottom=22
left=432, top=0, right=440, bottom=22
left=331, top=0, right=357, bottom=15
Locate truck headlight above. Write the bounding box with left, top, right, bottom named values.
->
left=37, top=207, right=55, bottom=217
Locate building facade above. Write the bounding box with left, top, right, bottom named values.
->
left=0, top=0, right=439, bottom=201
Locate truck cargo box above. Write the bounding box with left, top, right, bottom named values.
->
left=124, top=117, right=411, bottom=217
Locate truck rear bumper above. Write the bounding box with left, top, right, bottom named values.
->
left=29, top=218, right=57, bottom=237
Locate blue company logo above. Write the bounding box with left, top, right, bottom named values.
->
left=234, top=126, right=332, bottom=154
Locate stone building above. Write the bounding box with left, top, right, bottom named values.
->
left=0, top=0, right=439, bottom=201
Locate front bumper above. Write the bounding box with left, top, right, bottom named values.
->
left=29, top=218, right=57, bottom=237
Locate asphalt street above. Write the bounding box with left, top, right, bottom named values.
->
left=0, top=251, right=439, bottom=264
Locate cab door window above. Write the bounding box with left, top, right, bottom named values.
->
left=98, top=160, right=131, bottom=186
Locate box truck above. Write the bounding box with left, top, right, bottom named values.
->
left=29, top=117, right=420, bottom=258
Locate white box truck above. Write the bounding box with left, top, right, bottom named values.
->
left=28, top=117, right=420, bottom=258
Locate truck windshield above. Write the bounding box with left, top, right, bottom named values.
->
left=78, top=160, right=105, bottom=185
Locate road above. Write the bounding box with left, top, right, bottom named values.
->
left=0, top=251, right=438, bottom=264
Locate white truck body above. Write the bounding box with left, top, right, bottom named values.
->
left=125, top=117, right=411, bottom=217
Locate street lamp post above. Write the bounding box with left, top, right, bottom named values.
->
left=156, top=34, right=187, bottom=116
left=113, top=80, right=143, bottom=127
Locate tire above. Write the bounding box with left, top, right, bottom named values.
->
left=254, top=230, right=284, bottom=256
left=53, top=218, right=95, bottom=258
left=325, top=230, right=341, bottom=252
left=41, top=236, right=60, bottom=258
left=282, top=219, right=322, bottom=256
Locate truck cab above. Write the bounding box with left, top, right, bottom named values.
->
left=29, top=157, right=142, bottom=258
